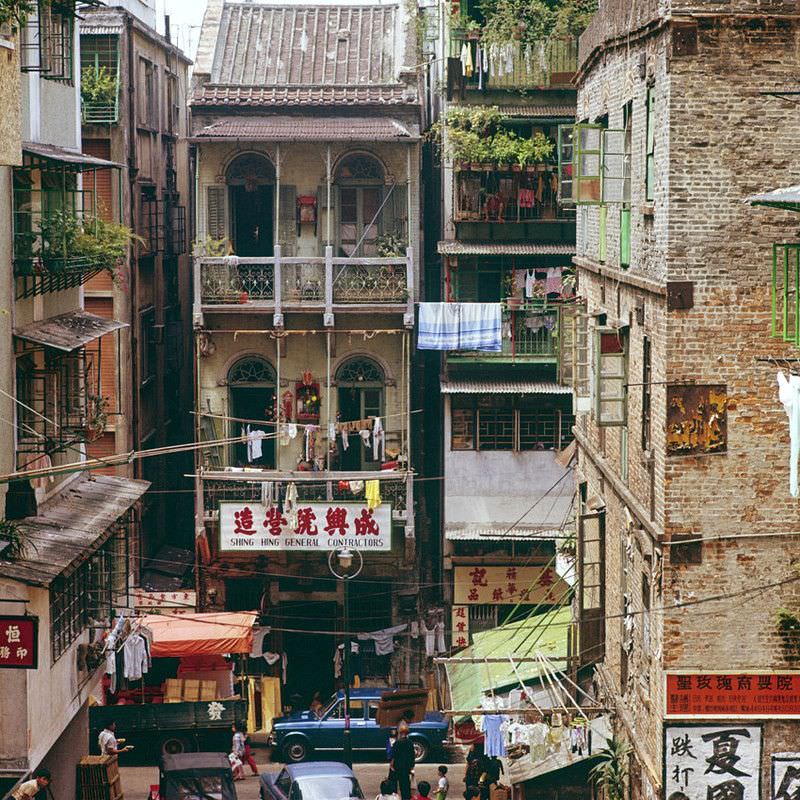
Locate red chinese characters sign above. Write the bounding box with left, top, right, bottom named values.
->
left=666, top=673, right=800, bottom=718
left=453, top=566, right=570, bottom=605
left=0, top=616, right=38, bottom=669
left=219, top=501, right=392, bottom=551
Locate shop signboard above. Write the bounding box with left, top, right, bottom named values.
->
left=451, top=605, right=469, bottom=649
left=772, top=753, right=800, bottom=800
left=664, top=723, right=761, bottom=800
left=453, top=565, right=570, bottom=605
left=132, top=588, right=196, bottom=615
left=0, top=615, right=38, bottom=669
left=219, top=501, right=392, bottom=551
left=666, top=672, right=800, bottom=718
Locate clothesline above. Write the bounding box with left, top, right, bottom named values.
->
left=441, top=707, right=605, bottom=715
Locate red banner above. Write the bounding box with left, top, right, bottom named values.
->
left=0, top=616, right=38, bottom=669
left=666, top=672, right=800, bottom=718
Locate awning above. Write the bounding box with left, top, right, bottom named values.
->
left=140, top=612, right=257, bottom=657
left=23, top=142, right=123, bottom=170
left=746, top=185, right=800, bottom=211
left=438, top=241, right=576, bottom=256
left=15, top=311, right=128, bottom=351
left=445, top=526, right=564, bottom=541
left=0, top=476, right=150, bottom=587
left=441, top=380, right=572, bottom=395
left=444, top=607, right=572, bottom=713
left=193, top=117, right=420, bottom=142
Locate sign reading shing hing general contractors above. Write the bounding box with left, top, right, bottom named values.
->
left=219, top=501, right=392, bottom=551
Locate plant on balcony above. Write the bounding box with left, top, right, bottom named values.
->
left=0, top=518, right=34, bottom=561
left=376, top=233, right=406, bottom=258
left=479, top=0, right=596, bottom=50
left=0, top=0, right=36, bottom=28
left=491, top=130, right=520, bottom=171
left=589, top=738, right=630, bottom=800
left=85, top=394, right=109, bottom=442
left=193, top=236, right=232, bottom=257
left=81, top=65, right=118, bottom=113
left=516, top=131, right=556, bottom=169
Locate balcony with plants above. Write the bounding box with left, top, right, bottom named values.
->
left=447, top=0, right=591, bottom=91
left=80, top=34, right=120, bottom=124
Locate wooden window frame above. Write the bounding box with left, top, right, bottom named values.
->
left=594, top=327, right=628, bottom=427
left=645, top=87, right=656, bottom=202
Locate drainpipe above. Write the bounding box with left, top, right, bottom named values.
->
left=126, top=13, right=139, bottom=462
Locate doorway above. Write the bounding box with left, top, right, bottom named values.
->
left=230, top=184, right=273, bottom=257
left=335, top=357, right=385, bottom=471
left=227, top=356, right=276, bottom=467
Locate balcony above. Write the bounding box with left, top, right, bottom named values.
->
left=195, top=246, right=414, bottom=326
left=447, top=304, right=561, bottom=363
left=450, top=37, right=577, bottom=91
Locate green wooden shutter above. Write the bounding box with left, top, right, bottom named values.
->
left=557, top=124, right=575, bottom=204
left=620, top=208, right=631, bottom=267
left=599, top=204, right=607, bottom=263
left=601, top=129, right=625, bottom=203
left=645, top=88, right=655, bottom=202
left=206, top=185, right=227, bottom=241
left=277, top=184, right=297, bottom=256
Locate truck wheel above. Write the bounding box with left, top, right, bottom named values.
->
left=284, top=738, right=309, bottom=763
left=160, top=735, right=194, bottom=756
left=411, top=738, right=429, bottom=763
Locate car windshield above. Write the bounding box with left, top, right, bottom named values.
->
left=297, top=777, right=363, bottom=800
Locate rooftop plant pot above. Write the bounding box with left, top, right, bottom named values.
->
left=511, top=164, right=522, bottom=172
left=525, top=164, right=537, bottom=173
left=496, top=162, right=510, bottom=172
left=481, top=162, right=493, bottom=172
left=458, top=161, right=470, bottom=172
left=470, top=162, right=483, bottom=171
left=466, top=30, right=481, bottom=40
left=506, top=296, right=522, bottom=311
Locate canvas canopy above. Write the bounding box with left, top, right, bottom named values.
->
left=141, top=612, right=257, bottom=657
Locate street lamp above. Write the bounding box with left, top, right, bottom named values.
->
left=328, top=547, right=364, bottom=768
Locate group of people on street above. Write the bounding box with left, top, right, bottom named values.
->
left=384, top=722, right=449, bottom=800
left=463, top=743, right=504, bottom=800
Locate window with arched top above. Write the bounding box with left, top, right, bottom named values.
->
left=225, top=153, right=275, bottom=188
left=335, top=155, right=386, bottom=258
left=228, top=356, right=276, bottom=385
left=335, top=357, right=385, bottom=386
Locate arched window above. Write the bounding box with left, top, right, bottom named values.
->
left=335, top=155, right=386, bottom=257
left=228, top=356, right=275, bottom=385
left=225, top=154, right=275, bottom=257
left=227, top=356, right=276, bottom=467
left=335, top=356, right=385, bottom=385
left=225, top=153, right=275, bottom=189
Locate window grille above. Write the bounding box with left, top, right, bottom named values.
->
left=21, top=0, right=75, bottom=81
left=80, top=34, right=120, bottom=123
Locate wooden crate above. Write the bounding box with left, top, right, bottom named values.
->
left=182, top=679, right=201, bottom=701
left=164, top=678, right=183, bottom=700
left=200, top=680, right=217, bottom=701
left=78, top=756, right=123, bottom=800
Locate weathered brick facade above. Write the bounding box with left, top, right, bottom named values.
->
left=574, top=4, right=800, bottom=797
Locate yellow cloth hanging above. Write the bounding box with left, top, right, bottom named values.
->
left=246, top=677, right=257, bottom=735
left=261, top=676, right=282, bottom=734
left=365, top=479, right=381, bottom=510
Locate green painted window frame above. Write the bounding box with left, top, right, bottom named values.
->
left=599, top=204, right=607, bottom=262
left=645, top=87, right=656, bottom=202
left=620, top=208, right=631, bottom=267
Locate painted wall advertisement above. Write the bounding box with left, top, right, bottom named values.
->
left=666, top=673, right=800, bottom=718
left=772, top=753, right=800, bottom=800
left=664, top=724, right=761, bottom=800
left=219, top=501, right=392, bottom=551
left=453, top=565, right=570, bottom=605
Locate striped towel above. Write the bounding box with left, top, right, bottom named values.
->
left=417, top=303, right=502, bottom=352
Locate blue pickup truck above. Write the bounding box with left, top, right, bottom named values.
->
left=269, top=689, right=448, bottom=763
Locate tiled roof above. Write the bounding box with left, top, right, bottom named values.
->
left=211, top=4, right=400, bottom=87
left=192, top=84, right=413, bottom=107
left=440, top=380, right=572, bottom=395
left=496, top=104, right=576, bottom=119
left=437, top=241, right=576, bottom=256
left=193, top=116, right=420, bottom=141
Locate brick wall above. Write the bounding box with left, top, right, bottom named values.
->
left=574, top=10, right=800, bottom=798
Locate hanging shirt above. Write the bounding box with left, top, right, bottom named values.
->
left=365, top=480, right=381, bottom=510
left=372, top=417, right=385, bottom=461
left=247, top=428, right=265, bottom=462
left=524, top=270, right=536, bottom=299
left=460, top=43, right=473, bottom=78
left=778, top=370, right=800, bottom=497
left=123, top=633, right=148, bottom=680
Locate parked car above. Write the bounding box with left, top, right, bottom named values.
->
left=260, top=762, right=364, bottom=800
left=160, top=753, right=237, bottom=800
left=268, top=689, right=448, bottom=763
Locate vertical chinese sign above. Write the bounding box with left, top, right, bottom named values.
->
left=0, top=616, right=38, bottom=669
left=451, top=605, right=469, bottom=650
left=664, top=724, right=761, bottom=800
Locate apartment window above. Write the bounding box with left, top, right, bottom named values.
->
left=645, top=87, right=656, bottom=202
left=578, top=510, right=605, bottom=665
left=594, top=328, right=628, bottom=427
left=138, top=57, right=158, bottom=128
left=451, top=396, right=575, bottom=451
left=80, top=34, right=120, bottom=123
left=166, top=72, right=179, bottom=134
left=641, top=336, right=652, bottom=451
left=50, top=526, right=128, bottom=661
left=22, top=0, right=75, bottom=80
left=140, top=308, right=156, bottom=384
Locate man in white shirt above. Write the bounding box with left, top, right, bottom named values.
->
left=98, top=721, right=132, bottom=756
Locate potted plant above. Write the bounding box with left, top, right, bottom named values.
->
left=503, top=272, right=522, bottom=310
left=516, top=137, right=537, bottom=172
left=589, top=738, right=631, bottom=800
left=464, top=17, right=482, bottom=40
left=491, top=130, right=519, bottom=172
left=81, top=65, right=118, bottom=119
left=85, top=395, right=109, bottom=442
left=0, top=519, right=33, bottom=560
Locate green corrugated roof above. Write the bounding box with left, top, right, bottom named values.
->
left=446, top=607, right=572, bottom=713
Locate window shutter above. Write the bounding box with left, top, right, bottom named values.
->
left=278, top=184, right=297, bottom=256
left=557, top=124, right=575, bottom=204
left=206, top=185, right=226, bottom=241
left=380, top=183, right=408, bottom=242
left=595, top=328, right=628, bottom=426
left=599, top=204, right=607, bottom=263
left=560, top=302, right=590, bottom=411
left=578, top=511, right=605, bottom=665
left=575, top=124, right=602, bottom=204
left=620, top=208, right=631, bottom=266
left=601, top=129, right=625, bottom=203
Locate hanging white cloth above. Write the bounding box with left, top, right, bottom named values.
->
left=251, top=627, right=270, bottom=658
left=360, top=429, right=371, bottom=449
left=341, top=430, right=349, bottom=451
left=357, top=624, right=408, bottom=656
left=422, top=623, right=436, bottom=657
left=123, top=633, right=148, bottom=680
left=372, top=417, right=385, bottom=462
left=434, top=621, right=446, bottom=654
left=285, top=483, right=298, bottom=528
left=778, top=370, right=800, bottom=497
left=246, top=426, right=265, bottom=462
left=288, top=423, right=298, bottom=439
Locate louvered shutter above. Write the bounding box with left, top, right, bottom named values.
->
left=277, top=185, right=297, bottom=256
left=206, top=186, right=227, bottom=241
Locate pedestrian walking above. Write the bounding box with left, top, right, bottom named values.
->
left=435, top=766, right=449, bottom=800
left=390, top=722, right=416, bottom=800
left=231, top=722, right=258, bottom=776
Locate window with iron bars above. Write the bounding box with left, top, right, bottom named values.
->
left=15, top=347, right=99, bottom=456
left=21, top=0, right=75, bottom=81
left=50, top=522, right=129, bottom=661
left=451, top=395, right=575, bottom=451
left=80, top=34, right=120, bottom=124
left=140, top=194, right=185, bottom=256
left=137, top=57, right=158, bottom=129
